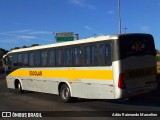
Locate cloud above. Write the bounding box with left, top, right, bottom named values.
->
left=0, top=32, right=16, bottom=36
left=70, top=0, right=85, bottom=7
left=18, top=35, right=36, bottom=39
left=0, top=35, right=36, bottom=44
left=69, top=0, right=95, bottom=10
left=29, top=31, right=52, bottom=35
left=141, top=25, right=150, bottom=32
left=0, top=38, right=17, bottom=43
left=87, top=5, right=95, bottom=10
left=0, top=29, right=52, bottom=44
left=11, top=29, right=32, bottom=33
left=84, top=26, right=104, bottom=37
left=0, top=29, right=52, bottom=36
left=84, top=26, right=94, bottom=31
left=9, top=29, right=52, bottom=35
left=107, top=10, right=114, bottom=15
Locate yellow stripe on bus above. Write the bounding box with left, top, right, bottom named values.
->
left=9, top=69, right=113, bottom=81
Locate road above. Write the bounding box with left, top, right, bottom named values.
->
left=0, top=74, right=160, bottom=120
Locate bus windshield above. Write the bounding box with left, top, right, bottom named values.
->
left=119, top=34, right=155, bottom=59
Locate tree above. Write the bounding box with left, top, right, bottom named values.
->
left=10, top=47, right=21, bottom=50
left=0, top=48, right=8, bottom=67
left=0, top=48, right=8, bottom=58
left=156, top=49, right=160, bottom=54
left=31, top=44, right=39, bottom=47
left=10, top=44, right=39, bottom=50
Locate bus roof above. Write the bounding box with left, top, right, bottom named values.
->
left=7, top=35, right=118, bottom=54
left=7, top=33, right=152, bottom=54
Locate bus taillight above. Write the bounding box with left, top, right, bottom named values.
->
left=118, top=73, right=126, bottom=89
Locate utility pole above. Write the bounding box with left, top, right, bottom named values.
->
left=118, top=0, right=122, bottom=34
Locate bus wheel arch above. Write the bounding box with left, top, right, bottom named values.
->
left=14, top=79, right=24, bottom=93
left=58, top=82, right=75, bottom=103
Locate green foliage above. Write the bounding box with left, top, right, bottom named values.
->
left=0, top=48, right=8, bottom=58
left=10, top=44, right=39, bottom=50
left=157, top=56, right=160, bottom=61
left=0, top=48, right=8, bottom=66
left=31, top=44, right=39, bottom=47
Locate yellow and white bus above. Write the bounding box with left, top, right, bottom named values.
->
left=3, top=33, right=157, bottom=102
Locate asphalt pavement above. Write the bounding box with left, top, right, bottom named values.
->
left=0, top=74, right=160, bottom=120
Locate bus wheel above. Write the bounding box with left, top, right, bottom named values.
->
left=16, top=82, right=24, bottom=93
left=60, top=84, right=72, bottom=103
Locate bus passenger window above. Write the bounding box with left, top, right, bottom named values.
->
left=83, top=46, right=90, bottom=65
left=56, top=49, right=62, bottom=66
left=29, top=52, right=34, bottom=66
left=41, top=51, right=47, bottom=66
left=23, top=52, right=29, bottom=66
left=18, top=53, right=23, bottom=66
left=100, top=44, right=111, bottom=65
left=48, top=50, right=55, bottom=66
left=12, top=54, right=18, bottom=66
left=35, top=51, right=41, bottom=66
left=106, top=44, right=111, bottom=65
left=91, top=45, right=98, bottom=65
left=73, top=47, right=81, bottom=66
left=64, top=48, right=72, bottom=66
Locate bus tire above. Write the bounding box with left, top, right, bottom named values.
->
left=16, top=81, right=24, bottom=94
left=60, top=84, right=73, bottom=103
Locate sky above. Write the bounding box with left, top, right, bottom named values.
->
left=0, top=0, right=160, bottom=50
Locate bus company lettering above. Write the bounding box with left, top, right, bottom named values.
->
left=29, top=71, right=42, bottom=76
